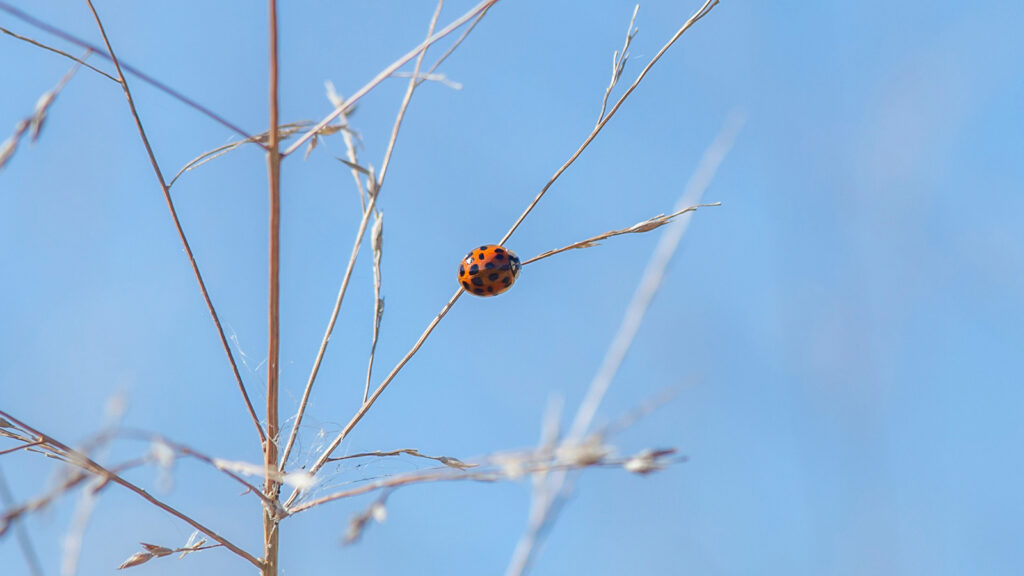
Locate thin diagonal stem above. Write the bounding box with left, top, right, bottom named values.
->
left=83, top=0, right=266, bottom=448
left=283, top=289, right=464, bottom=509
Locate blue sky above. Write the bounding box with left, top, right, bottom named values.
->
left=2, top=1, right=1023, bottom=575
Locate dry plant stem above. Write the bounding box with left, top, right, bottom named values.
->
left=264, top=0, right=282, bottom=573
left=0, top=2, right=256, bottom=141
left=0, top=411, right=261, bottom=568
left=0, top=26, right=115, bottom=81
left=82, top=0, right=266, bottom=448
left=0, top=466, right=43, bottom=576
left=507, top=112, right=741, bottom=576
left=278, top=0, right=442, bottom=471
left=499, top=0, right=719, bottom=246
left=283, top=288, right=464, bottom=509
left=282, top=0, right=499, bottom=157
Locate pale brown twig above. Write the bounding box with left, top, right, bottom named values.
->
left=282, top=0, right=499, bottom=157
left=0, top=2, right=257, bottom=142
left=499, top=0, right=719, bottom=246
left=326, top=447, right=475, bottom=470
left=264, top=0, right=283, bottom=573
left=83, top=0, right=266, bottom=448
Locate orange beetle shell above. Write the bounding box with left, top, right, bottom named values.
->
left=458, top=245, right=521, bottom=297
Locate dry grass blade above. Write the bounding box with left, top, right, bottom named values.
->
left=288, top=431, right=674, bottom=517
left=522, top=203, right=720, bottom=266
left=327, top=448, right=476, bottom=470
left=0, top=58, right=82, bottom=172
left=168, top=121, right=313, bottom=187
left=117, top=539, right=220, bottom=570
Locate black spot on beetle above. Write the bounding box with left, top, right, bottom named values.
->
left=474, top=288, right=485, bottom=294
left=487, top=286, right=494, bottom=293
left=459, top=266, right=465, bottom=277
left=461, top=281, right=471, bottom=290
left=494, top=248, right=505, bottom=254
left=472, top=277, right=484, bottom=286
left=502, top=277, right=512, bottom=286
left=488, top=273, right=499, bottom=281
left=485, top=262, right=495, bottom=270
left=494, top=253, right=505, bottom=260
left=479, top=246, right=487, bottom=251
left=469, top=264, right=479, bottom=274
left=478, top=252, right=486, bottom=260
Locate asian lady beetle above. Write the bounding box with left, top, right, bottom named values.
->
left=458, top=245, right=521, bottom=297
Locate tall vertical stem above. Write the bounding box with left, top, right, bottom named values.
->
left=264, top=0, right=281, bottom=574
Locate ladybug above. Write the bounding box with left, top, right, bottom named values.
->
left=458, top=245, right=521, bottom=297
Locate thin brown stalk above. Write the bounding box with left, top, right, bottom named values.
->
left=282, top=0, right=499, bottom=157
left=264, top=0, right=282, bottom=573
left=283, top=288, right=464, bottom=509
left=83, top=0, right=266, bottom=448
left=0, top=1, right=256, bottom=142
left=499, top=0, right=719, bottom=246
left=278, top=0, right=443, bottom=471
left=0, top=26, right=115, bottom=81
left=0, top=411, right=261, bottom=568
